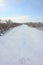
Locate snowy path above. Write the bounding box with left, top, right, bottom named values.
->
left=0, top=25, right=43, bottom=65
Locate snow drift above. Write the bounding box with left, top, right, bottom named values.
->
left=0, top=25, right=43, bottom=65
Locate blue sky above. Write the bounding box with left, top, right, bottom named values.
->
left=0, top=0, right=43, bottom=22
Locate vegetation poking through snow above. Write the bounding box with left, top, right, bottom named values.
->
left=0, top=20, right=22, bottom=36
left=24, top=22, right=43, bottom=30
left=0, top=19, right=43, bottom=36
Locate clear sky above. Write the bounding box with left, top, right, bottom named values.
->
left=0, top=0, right=43, bottom=22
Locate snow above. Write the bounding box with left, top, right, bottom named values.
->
left=0, top=25, right=43, bottom=65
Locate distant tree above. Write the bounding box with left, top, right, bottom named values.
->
left=7, top=20, right=13, bottom=24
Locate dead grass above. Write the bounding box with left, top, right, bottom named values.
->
left=0, top=22, right=43, bottom=36
left=0, top=23, right=22, bottom=35
left=24, top=22, right=43, bottom=30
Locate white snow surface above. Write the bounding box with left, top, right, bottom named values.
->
left=0, top=25, right=43, bottom=65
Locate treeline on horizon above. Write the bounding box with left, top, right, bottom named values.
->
left=0, top=19, right=43, bottom=36
left=0, top=19, right=43, bottom=28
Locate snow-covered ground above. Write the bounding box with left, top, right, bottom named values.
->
left=0, top=25, right=43, bottom=65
